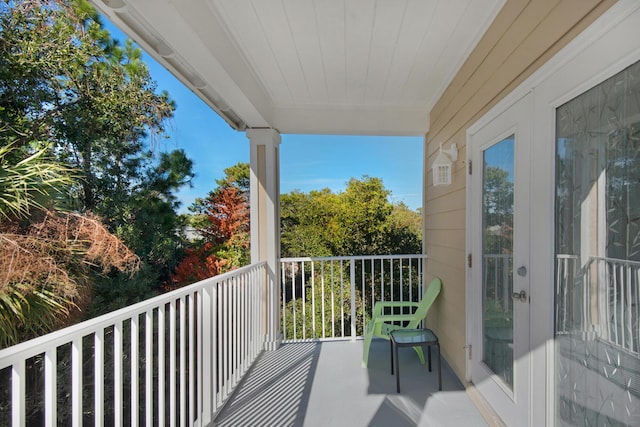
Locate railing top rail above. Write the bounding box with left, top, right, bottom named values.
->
left=590, top=256, right=640, bottom=267
left=556, top=254, right=579, bottom=260
left=280, top=254, right=426, bottom=263
left=556, top=254, right=640, bottom=267
left=0, top=261, right=267, bottom=366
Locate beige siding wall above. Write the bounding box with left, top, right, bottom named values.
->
left=423, top=0, right=615, bottom=382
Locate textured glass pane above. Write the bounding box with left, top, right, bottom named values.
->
left=482, top=136, right=514, bottom=389
left=555, top=60, right=640, bottom=426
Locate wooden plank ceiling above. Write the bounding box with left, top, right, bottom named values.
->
left=93, top=0, right=504, bottom=136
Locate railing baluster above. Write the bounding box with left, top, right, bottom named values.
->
left=131, top=314, right=139, bottom=427
left=114, top=321, right=122, bottom=426
left=11, top=360, right=25, bottom=426
left=188, top=293, right=195, bottom=426
left=381, top=259, right=385, bottom=302
left=233, top=276, right=238, bottom=382
left=169, top=301, right=176, bottom=427
left=200, top=286, right=209, bottom=424
left=158, top=304, right=165, bottom=427
left=95, top=329, right=104, bottom=427
left=340, top=259, right=345, bottom=337
left=311, top=261, right=316, bottom=338
left=390, top=257, right=394, bottom=302
left=370, top=259, right=374, bottom=318
left=71, top=337, right=82, bottom=427
left=281, top=263, right=287, bottom=341
left=213, top=283, right=220, bottom=412
left=179, top=296, right=186, bottom=427
left=350, top=258, right=356, bottom=340
left=408, top=258, right=413, bottom=302
left=400, top=258, right=404, bottom=302
left=219, top=281, right=226, bottom=403
left=612, top=266, right=619, bottom=345
left=240, top=275, right=245, bottom=375
left=625, top=265, right=632, bottom=350
left=145, top=309, right=153, bottom=427
left=320, top=261, right=326, bottom=338
left=292, top=261, right=297, bottom=340
left=361, top=259, right=366, bottom=334
left=44, top=348, right=56, bottom=427
left=301, top=261, right=306, bottom=339
left=330, top=261, right=335, bottom=338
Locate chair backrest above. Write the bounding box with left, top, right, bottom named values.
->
left=407, top=277, right=441, bottom=328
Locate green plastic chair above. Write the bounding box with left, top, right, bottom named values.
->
left=362, top=277, right=442, bottom=368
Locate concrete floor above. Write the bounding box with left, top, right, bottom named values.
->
left=214, top=339, right=488, bottom=427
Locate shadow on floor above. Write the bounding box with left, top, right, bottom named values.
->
left=214, top=342, right=321, bottom=426
left=214, top=339, right=487, bottom=427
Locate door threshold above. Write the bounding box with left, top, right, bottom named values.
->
left=465, top=382, right=507, bottom=427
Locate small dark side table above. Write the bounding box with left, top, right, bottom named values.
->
left=390, top=328, right=442, bottom=393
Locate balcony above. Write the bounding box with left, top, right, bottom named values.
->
left=0, top=255, right=489, bottom=426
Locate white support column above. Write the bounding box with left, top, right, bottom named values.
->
left=247, top=128, right=282, bottom=351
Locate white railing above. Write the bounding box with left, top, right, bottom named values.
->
left=279, top=255, right=427, bottom=341
left=556, top=255, right=640, bottom=355
left=0, top=262, right=266, bottom=427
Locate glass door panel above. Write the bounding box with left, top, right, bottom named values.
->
left=482, top=136, right=515, bottom=389
left=554, top=59, right=640, bottom=426
left=469, top=93, right=530, bottom=426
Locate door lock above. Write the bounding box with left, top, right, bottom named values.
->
left=517, top=266, right=527, bottom=277
left=512, top=290, right=527, bottom=302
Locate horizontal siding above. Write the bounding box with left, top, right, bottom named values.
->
left=423, top=0, right=615, bottom=382
left=425, top=187, right=465, bottom=216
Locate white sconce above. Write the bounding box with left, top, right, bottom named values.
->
left=431, top=143, right=458, bottom=186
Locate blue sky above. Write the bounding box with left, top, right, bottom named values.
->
left=103, top=20, right=423, bottom=212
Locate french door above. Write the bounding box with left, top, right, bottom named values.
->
left=468, top=94, right=531, bottom=426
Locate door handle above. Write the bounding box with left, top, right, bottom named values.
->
left=512, top=290, right=527, bottom=302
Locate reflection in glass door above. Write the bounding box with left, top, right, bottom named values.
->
left=554, top=60, right=640, bottom=426
left=482, top=137, right=515, bottom=388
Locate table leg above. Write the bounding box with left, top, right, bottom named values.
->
left=390, top=338, right=394, bottom=374
left=437, top=342, right=442, bottom=391
left=395, top=343, right=400, bottom=393
left=427, top=345, right=432, bottom=372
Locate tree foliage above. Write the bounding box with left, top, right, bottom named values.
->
left=172, top=163, right=250, bottom=287
left=281, top=176, right=422, bottom=257
left=0, top=0, right=193, bottom=333
left=0, top=0, right=175, bottom=211
left=0, top=145, right=139, bottom=346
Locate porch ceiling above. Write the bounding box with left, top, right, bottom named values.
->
left=92, top=0, right=504, bottom=136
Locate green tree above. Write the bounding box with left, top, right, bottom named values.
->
left=1, top=0, right=175, bottom=210
left=483, top=166, right=513, bottom=255
left=281, top=176, right=422, bottom=257
left=281, top=189, right=338, bottom=257
left=384, top=202, right=423, bottom=254
left=1, top=0, right=194, bottom=316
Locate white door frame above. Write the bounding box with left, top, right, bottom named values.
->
left=467, top=92, right=532, bottom=427
left=465, top=1, right=640, bottom=425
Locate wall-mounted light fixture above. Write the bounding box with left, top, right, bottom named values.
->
left=431, top=143, right=458, bottom=186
